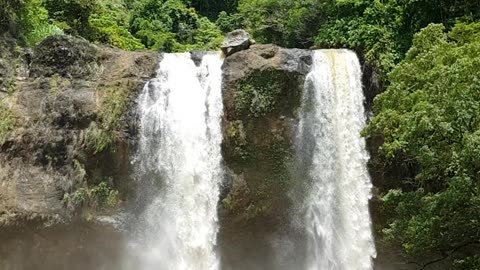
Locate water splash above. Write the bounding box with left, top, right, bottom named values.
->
left=131, top=52, right=224, bottom=270
left=298, top=50, right=376, bottom=270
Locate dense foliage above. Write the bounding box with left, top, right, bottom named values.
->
left=129, top=0, right=222, bottom=51
left=1, top=0, right=222, bottom=51
left=236, top=0, right=480, bottom=75
left=365, top=23, right=480, bottom=268
left=186, top=0, right=238, bottom=19
left=3, top=0, right=480, bottom=268
left=0, top=0, right=63, bottom=46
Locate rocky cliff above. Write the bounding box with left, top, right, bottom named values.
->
left=0, top=36, right=319, bottom=231
left=0, top=36, right=157, bottom=226
left=219, top=44, right=312, bottom=269
left=0, top=34, right=394, bottom=268
left=0, top=33, right=407, bottom=270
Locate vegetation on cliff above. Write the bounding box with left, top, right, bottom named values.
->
left=0, top=104, right=15, bottom=144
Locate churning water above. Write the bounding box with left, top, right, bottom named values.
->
left=131, top=52, right=224, bottom=270
left=297, top=50, right=376, bottom=270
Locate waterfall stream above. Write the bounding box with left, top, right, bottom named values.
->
left=298, top=50, right=377, bottom=270
left=131, top=52, right=224, bottom=270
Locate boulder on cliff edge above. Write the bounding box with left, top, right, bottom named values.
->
left=221, top=29, right=255, bottom=57
left=30, top=35, right=99, bottom=78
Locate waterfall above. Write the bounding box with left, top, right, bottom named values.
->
left=131, top=52, right=224, bottom=270
left=297, top=50, right=376, bottom=270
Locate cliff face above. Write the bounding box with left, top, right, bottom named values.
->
left=219, top=44, right=312, bottom=269
left=0, top=36, right=393, bottom=269
left=221, top=44, right=311, bottom=220
left=0, top=36, right=157, bottom=226
left=0, top=36, right=415, bottom=270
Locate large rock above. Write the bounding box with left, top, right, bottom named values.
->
left=219, top=44, right=312, bottom=269
left=220, top=44, right=312, bottom=222
left=0, top=36, right=158, bottom=227
left=29, top=35, right=99, bottom=79
left=221, top=29, right=255, bottom=57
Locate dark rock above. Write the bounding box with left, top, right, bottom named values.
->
left=360, top=57, right=383, bottom=116
left=30, top=35, right=99, bottom=79
left=219, top=44, right=312, bottom=268
left=220, top=44, right=313, bottom=217
left=190, top=51, right=207, bottom=67
left=221, top=29, right=255, bottom=57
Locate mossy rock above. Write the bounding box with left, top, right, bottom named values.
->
left=222, top=68, right=303, bottom=222
left=30, top=35, right=99, bottom=78
left=233, top=69, right=303, bottom=118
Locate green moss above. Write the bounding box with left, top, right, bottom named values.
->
left=49, top=73, right=61, bottom=95
left=265, top=140, right=294, bottom=188
left=85, top=121, right=115, bottom=154
left=223, top=135, right=295, bottom=220
left=6, top=80, right=16, bottom=94
left=85, top=81, right=132, bottom=154
left=63, top=181, right=120, bottom=210
left=234, top=70, right=301, bottom=117
left=225, top=69, right=302, bottom=221
left=235, top=70, right=283, bottom=117
left=226, top=120, right=253, bottom=162
left=222, top=194, right=234, bottom=211
left=0, top=105, right=16, bottom=144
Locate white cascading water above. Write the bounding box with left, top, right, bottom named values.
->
left=298, top=50, right=376, bottom=270
left=131, top=52, right=224, bottom=270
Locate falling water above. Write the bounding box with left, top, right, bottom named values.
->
left=131, top=52, right=224, bottom=270
left=298, top=50, right=376, bottom=270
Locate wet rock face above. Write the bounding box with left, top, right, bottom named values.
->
left=221, top=44, right=312, bottom=221
left=219, top=44, right=312, bottom=267
left=221, top=29, right=255, bottom=56
left=0, top=36, right=158, bottom=226
left=30, top=35, right=99, bottom=79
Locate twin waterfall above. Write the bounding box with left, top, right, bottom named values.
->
left=131, top=50, right=375, bottom=269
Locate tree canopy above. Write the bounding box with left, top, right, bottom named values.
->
left=364, top=23, right=480, bottom=268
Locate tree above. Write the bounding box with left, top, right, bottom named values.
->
left=364, top=23, right=480, bottom=269
left=237, top=0, right=332, bottom=48
left=45, top=0, right=97, bottom=36
left=129, top=0, right=222, bottom=52
left=0, top=0, right=63, bottom=46
left=185, top=0, right=238, bottom=19
left=236, top=0, right=480, bottom=77
left=88, top=0, right=144, bottom=50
